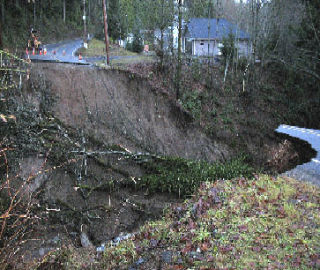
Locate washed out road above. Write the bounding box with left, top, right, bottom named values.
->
left=27, top=38, right=143, bottom=65
left=276, top=124, right=320, bottom=186
left=27, top=38, right=88, bottom=64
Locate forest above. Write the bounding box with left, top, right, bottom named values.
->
left=0, top=0, right=319, bottom=86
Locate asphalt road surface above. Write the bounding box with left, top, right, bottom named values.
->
left=26, top=38, right=144, bottom=65
left=276, top=124, right=320, bottom=186
left=27, top=38, right=88, bottom=64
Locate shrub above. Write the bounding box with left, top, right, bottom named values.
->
left=180, top=90, right=202, bottom=120
left=126, top=32, right=144, bottom=53
left=136, top=156, right=253, bottom=198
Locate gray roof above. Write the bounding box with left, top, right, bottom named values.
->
left=186, top=18, right=250, bottom=40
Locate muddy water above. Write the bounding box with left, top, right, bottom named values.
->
left=276, top=125, right=320, bottom=186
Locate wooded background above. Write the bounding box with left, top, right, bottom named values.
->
left=0, top=0, right=319, bottom=84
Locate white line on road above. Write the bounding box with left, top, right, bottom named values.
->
left=280, top=125, right=320, bottom=136
left=312, top=159, right=320, bottom=164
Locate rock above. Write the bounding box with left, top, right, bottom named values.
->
left=150, top=239, right=159, bottom=248
left=112, top=233, right=133, bottom=245
left=96, top=244, right=105, bottom=253
left=128, top=257, right=146, bottom=270
left=39, top=248, right=45, bottom=257
left=135, top=257, right=146, bottom=265
left=188, top=251, right=204, bottom=261
left=80, top=225, right=93, bottom=248
left=162, top=251, right=173, bottom=264
left=51, top=235, right=60, bottom=244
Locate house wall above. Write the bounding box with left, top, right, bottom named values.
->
left=237, top=41, right=250, bottom=57
left=192, top=39, right=250, bottom=57
left=193, top=40, right=221, bottom=56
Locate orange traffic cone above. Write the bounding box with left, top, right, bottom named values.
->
left=32, top=48, right=35, bottom=55
left=78, top=53, right=82, bottom=60
left=39, top=50, right=42, bottom=55
left=44, top=48, right=47, bottom=55
left=26, top=48, right=29, bottom=55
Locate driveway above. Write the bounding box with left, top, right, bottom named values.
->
left=276, top=124, right=320, bottom=186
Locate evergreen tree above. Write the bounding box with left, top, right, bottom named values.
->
left=108, top=0, right=124, bottom=40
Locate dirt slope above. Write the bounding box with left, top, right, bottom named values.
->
left=32, top=63, right=230, bottom=162
left=2, top=63, right=233, bottom=267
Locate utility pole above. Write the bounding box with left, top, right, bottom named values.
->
left=103, top=0, right=110, bottom=65
left=83, top=0, right=87, bottom=48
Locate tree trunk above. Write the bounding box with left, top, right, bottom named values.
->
left=160, top=28, right=164, bottom=68
left=0, top=20, right=3, bottom=50
left=160, top=0, right=165, bottom=69
left=250, top=0, right=257, bottom=89
left=0, top=0, right=4, bottom=49
left=88, top=0, right=91, bottom=22
left=83, top=0, right=87, bottom=44
left=207, top=0, right=211, bottom=74
left=175, top=0, right=183, bottom=100
left=63, top=0, right=66, bottom=23
left=1, top=0, right=4, bottom=25
left=103, top=0, right=110, bottom=65
left=33, top=0, right=36, bottom=27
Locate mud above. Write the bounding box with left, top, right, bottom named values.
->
left=32, top=63, right=230, bottom=162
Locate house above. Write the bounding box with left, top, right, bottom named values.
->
left=184, top=18, right=250, bottom=57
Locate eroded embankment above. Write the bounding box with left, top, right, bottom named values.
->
left=33, top=63, right=230, bottom=161
left=2, top=62, right=317, bottom=268
left=2, top=63, right=236, bottom=267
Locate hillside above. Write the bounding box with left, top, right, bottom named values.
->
left=0, top=58, right=319, bottom=269
left=40, top=175, right=320, bottom=269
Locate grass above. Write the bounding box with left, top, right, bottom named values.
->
left=109, top=55, right=155, bottom=67
left=102, top=175, right=320, bottom=269
left=78, top=38, right=137, bottom=57
left=40, top=175, right=320, bottom=269
left=78, top=38, right=156, bottom=66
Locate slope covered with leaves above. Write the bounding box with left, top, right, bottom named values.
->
left=43, top=175, right=320, bottom=269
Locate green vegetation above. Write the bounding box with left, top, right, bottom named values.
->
left=135, top=155, right=253, bottom=197
left=125, top=31, right=144, bottom=53
left=179, top=90, right=202, bottom=120
left=42, top=175, right=320, bottom=269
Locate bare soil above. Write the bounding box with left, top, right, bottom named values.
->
left=34, top=63, right=230, bottom=162
left=5, top=62, right=235, bottom=268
